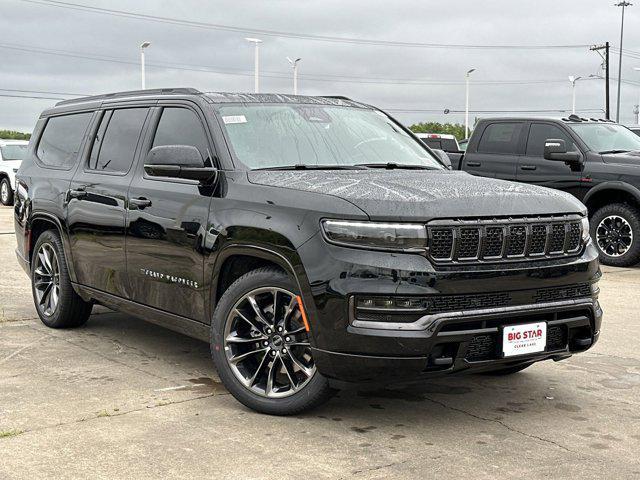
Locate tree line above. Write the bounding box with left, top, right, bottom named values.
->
left=409, top=122, right=466, bottom=140
left=0, top=130, right=31, bottom=140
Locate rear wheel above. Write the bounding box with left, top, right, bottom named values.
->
left=591, top=203, right=640, bottom=267
left=31, top=230, right=92, bottom=328
left=0, top=178, right=13, bottom=206
left=211, top=267, right=334, bottom=415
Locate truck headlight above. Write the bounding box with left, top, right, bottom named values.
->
left=581, top=216, right=590, bottom=243
left=321, top=219, right=427, bottom=251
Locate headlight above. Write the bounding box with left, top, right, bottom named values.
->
left=581, top=216, right=590, bottom=242
left=321, top=219, right=427, bottom=251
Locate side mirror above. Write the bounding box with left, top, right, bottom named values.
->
left=543, top=138, right=581, bottom=163
left=144, top=145, right=217, bottom=182
left=432, top=148, right=452, bottom=169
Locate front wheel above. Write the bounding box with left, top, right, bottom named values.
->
left=591, top=203, right=640, bottom=267
left=211, top=267, right=334, bottom=415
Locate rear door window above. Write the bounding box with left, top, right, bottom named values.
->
left=526, top=123, right=577, bottom=156
left=87, top=108, right=148, bottom=174
left=36, top=112, right=93, bottom=169
left=477, top=122, right=524, bottom=154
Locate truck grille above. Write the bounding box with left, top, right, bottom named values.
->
left=427, top=216, right=583, bottom=264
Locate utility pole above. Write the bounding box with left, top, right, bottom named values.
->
left=245, top=38, right=262, bottom=93
left=591, top=42, right=611, bottom=119
left=465, top=68, right=475, bottom=138
left=140, top=41, right=151, bottom=90
left=286, top=57, right=301, bottom=95
left=616, top=2, right=632, bottom=122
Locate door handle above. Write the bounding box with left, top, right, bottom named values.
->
left=520, top=165, right=537, bottom=171
left=129, top=197, right=152, bottom=210
left=67, top=187, right=87, bottom=200
left=467, top=161, right=481, bottom=167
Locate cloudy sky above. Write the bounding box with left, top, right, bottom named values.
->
left=1, top=0, right=640, bottom=132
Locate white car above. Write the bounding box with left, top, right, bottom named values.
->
left=0, top=139, right=28, bottom=206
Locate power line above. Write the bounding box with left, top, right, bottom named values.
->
left=0, top=88, right=86, bottom=96
left=0, top=42, right=602, bottom=87
left=18, top=0, right=593, bottom=50
left=0, top=93, right=65, bottom=100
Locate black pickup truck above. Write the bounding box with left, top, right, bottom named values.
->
left=449, top=116, right=640, bottom=267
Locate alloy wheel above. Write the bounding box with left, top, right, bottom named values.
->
left=596, top=215, right=633, bottom=257
left=33, top=243, right=61, bottom=317
left=0, top=181, right=8, bottom=204
left=223, top=287, right=315, bottom=398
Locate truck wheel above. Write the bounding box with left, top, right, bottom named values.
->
left=211, top=267, right=334, bottom=415
left=31, top=230, right=93, bottom=328
left=591, top=203, right=640, bottom=267
left=0, top=178, right=13, bottom=206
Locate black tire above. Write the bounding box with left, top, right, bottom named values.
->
left=481, top=363, right=533, bottom=376
left=590, top=203, right=640, bottom=267
left=31, top=230, right=92, bottom=328
left=211, top=267, right=334, bottom=415
left=0, top=177, right=13, bottom=206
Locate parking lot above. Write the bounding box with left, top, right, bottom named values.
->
left=0, top=205, right=639, bottom=479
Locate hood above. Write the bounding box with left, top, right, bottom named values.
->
left=602, top=150, right=640, bottom=167
left=247, top=170, right=585, bottom=221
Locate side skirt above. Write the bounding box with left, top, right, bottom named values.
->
left=73, top=283, right=210, bottom=342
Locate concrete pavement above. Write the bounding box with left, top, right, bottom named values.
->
left=1, top=205, right=639, bottom=479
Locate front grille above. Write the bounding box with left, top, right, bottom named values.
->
left=427, top=215, right=583, bottom=264
left=534, top=284, right=591, bottom=303
left=429, top=292, right=511, bottom=314
left=547, top=325, right=567, bottom=350
left=466, top=335, right=497, bottom=361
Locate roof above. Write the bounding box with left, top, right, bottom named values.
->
left=476, top=115, right=615, bottom=124
left=51, top=87, right=368, bottom=111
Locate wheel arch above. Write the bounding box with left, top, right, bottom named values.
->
left=583, top=181, right=640, bottom=216
left=28, top=212, right=78, bottom=282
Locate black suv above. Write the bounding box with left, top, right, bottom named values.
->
left=456, top=116, right=640, bottom=267
left=14, top=89, right=602, bottom=415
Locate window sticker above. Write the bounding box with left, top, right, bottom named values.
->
left=222, top=115, right=247, bottom=124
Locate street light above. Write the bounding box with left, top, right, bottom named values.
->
left=465, top=68, right=475, bottom=138
left=634, top=67, right=640, bottom=124
left=286, top=57, right=301, bottom=95
left=568, top=76, right=581, bottom=114
left=245, top=38, right=263, bottom=93
left=140, top=41, right=151, bottom=90
left=615, top=1, right=632, bottom=122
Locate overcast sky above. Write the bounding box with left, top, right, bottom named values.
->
left=2, top=0, right=640, bottom=132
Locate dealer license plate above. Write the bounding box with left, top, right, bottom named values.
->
left=502, top=322, right=547, bottom=357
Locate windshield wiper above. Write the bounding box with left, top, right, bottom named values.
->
left=253, top=164, right=367, bottom=171
left=599, top=149, right=631, bottom=154
left=354, top=162, right=439, bottom=170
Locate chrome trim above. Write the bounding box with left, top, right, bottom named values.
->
left=350, top=298, right=596, bottom=332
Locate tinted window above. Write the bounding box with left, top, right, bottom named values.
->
left=152, top=108, right=210, bottom=162
left=477, top=122, right=523, bottom=154
left=37, top=113, right=92, bottom=168
left=423, top=139, right=442, bottom=149
left=88, top=108, right=148, bottom=173
left=526, top=123, right=576, bottom=156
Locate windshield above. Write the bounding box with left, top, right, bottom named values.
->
left=1, top=144, right=28, bottom=161
left=569, top=124, right=640, bottom=153
left=217, top=104, right=443, bottom=170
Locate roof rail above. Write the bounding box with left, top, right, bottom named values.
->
left=320, top=95, right=356, bottom=102
left=55, top=87, right=202, bottom=106
left=567, top=114, right=582, bottom=122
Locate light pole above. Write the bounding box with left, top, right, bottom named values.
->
left=615, top=1, right=632, bottom=122
left=245, top=38, right=262, bottom=93
left=287, top=57, right=301, bottom=95
left=140, top=41, right=151, bottom=90
left=568, top=76, right=581, bottom=114
left=634, top=67, right=640, bottom=124
left=465, top=68, right=475, bottom=138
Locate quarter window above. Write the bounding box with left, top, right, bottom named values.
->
left=477, top=122, right=523, bottom=155
left=526, top=123, right=576, bottom=157
left=152, top=107, right=210, bottom=163
left=88, top=108, right=148, bottom=173
left=36, top=112, right=93, bottom=168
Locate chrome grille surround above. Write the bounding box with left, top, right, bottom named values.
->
left=426, top=215, right=584, bottom=264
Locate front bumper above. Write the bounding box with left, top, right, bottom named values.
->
left=296, top=234, right=602, bottom=386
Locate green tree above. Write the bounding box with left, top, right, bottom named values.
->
left=409, top=122, right=466, bottom=140
left=0, top=130, right=31, bottom=140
